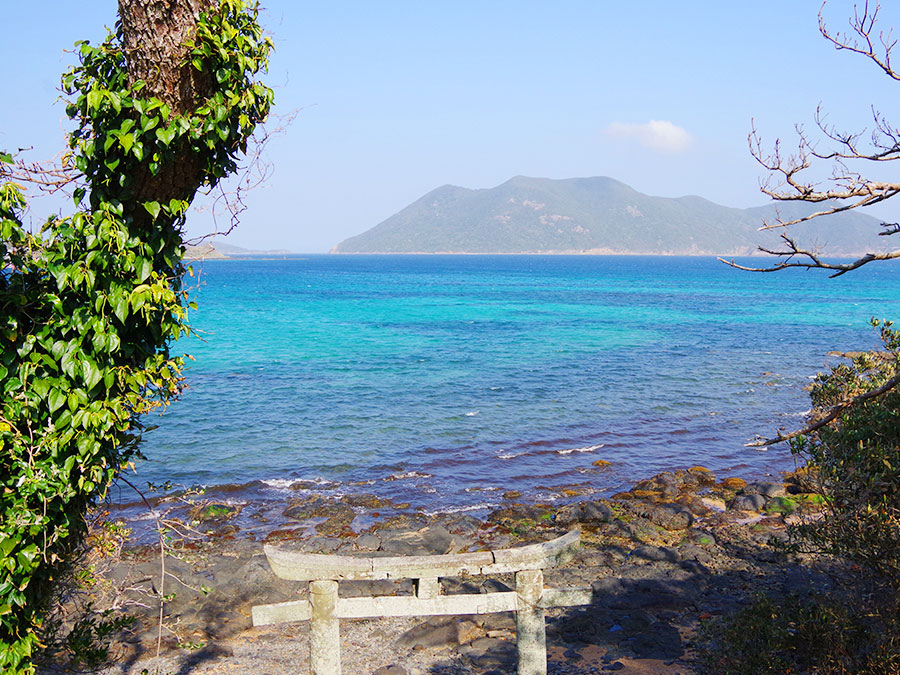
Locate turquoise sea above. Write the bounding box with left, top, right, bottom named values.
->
left=122, top=255, right=900, bottom=516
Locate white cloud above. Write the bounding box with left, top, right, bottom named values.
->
left=606, top=120, right=693, bottom=153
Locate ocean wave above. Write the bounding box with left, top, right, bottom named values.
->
left=425, top=503, right=498, bottom=516
left=465, top=411, right=480, bottom=417
left=383, top=471, right=433, bottom=481
left=260, top=477, right=339, bottom=490
left=556, top=443, right=604, bottom=455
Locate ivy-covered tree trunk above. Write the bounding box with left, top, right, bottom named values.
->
left=118, top=0, right=214, bottom=214
left=0, top=2, right=272, bottom=672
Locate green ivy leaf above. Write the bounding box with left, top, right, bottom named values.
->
left=82, top=359, right=101, bottom=391
left=48, top=389, right=66, bottom=413
left=143, top=201, right=161, bottom=220
left=136, top=257, right=152, bottom=283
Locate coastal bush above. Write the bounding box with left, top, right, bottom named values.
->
left=0, top=2, right=272, bottom=671
left=787, top=320, right=900, bottom=578
left=700, top=592, right=900, bottom=675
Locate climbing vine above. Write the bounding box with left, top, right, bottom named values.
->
left=0, top=2, right=272, bottom=671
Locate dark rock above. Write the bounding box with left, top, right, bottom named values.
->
left=643, top=504, right=694, bottom=531
left=458, top=637, right=517, bottom=669
left=683, top=528, right=717, bottom=547
left=591, top=578, right=696, bottom=611
left=554, top=505, right=581, bottom=527
left=674, top=469, right=700, bottom=490
left=339, top=579, right=399, bottom=598
left=677, top=544, right=712, bottom=564
left=432, top=514, right=482, bottom=537
left=486, top=503, right=553, bottom=526
left=482, top=578, right=513, bottom=594
left=581, top=500, right=615, bottom=524
left=375, top=513, right=430, bottom=531
left=379, top=526, right=454, bottom=555
left=623, top=517, right=660, bottom=543
left=673, top=493, right=713, bottom=517
left=442, top=577, right=482, bottom=595
left=729, top=493, right=767, bottom=512
left=298, top=536, right=341, bottom=553
left=355, top=534, right=381, bottom=551
left=372, top=666, right=407, bottom=675
left=396, top=616, right=460, bottom=648
left=630, top=544, right=676, bottom=563
left=746, top=482, right=787, bottom=498
left=688, top=466, right=717, bottom=485
left=477, top=612, right=516, bottom=632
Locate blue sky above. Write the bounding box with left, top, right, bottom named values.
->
left=3, top=1, right=900, bottom=252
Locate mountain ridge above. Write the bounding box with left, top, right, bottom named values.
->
left=332, top=176, right=887, bottom=256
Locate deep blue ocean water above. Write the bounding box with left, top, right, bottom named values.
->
left=126, top=255, right=900, bottom=514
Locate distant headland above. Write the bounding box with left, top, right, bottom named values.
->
left=332, top=175, right=884, bottom=256
left=184, top=239, right=295, bottom=260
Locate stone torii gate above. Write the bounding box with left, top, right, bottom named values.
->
left=252, top=529, right=593, bottom=675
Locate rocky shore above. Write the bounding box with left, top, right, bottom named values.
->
left=39, top=466, right=835, bottom=675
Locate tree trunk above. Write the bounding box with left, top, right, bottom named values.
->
left=117, top=0, right=215, bottom=213
left=118, top=0, right=214, bottom=116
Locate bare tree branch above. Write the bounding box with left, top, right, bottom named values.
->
left=819, top=0, right=900, bottom=81
left=718, top=233, right=900, bottom=277
left=746, top=369, right=900, bottom=447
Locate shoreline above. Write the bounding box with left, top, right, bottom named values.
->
left=42, top=463, right=832, bottom=674
left=104, top=451, right=801, bottom=547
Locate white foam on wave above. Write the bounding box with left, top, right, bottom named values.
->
left=465, top=411, right=480, bottom=417
left=465, top=486, right=500, bottom=492
left=556, top=443, right=604, bottom=455
left=783, top=409, right=812, bottom=417
left=498, top=452, right=522, bottom=460
left=424, top=503, right=498, bottom=516
left=384, top=471, right=433, bottom=481
left=260, top=477, right=338, bottom=491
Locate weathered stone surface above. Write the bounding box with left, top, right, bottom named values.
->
left=458, top=636, right=517, bottom=669
left=556, top=500, right=614, bottom=527
left=630, top=545, right=676, bottom=563
left=486, top=503, right=553, bottom=526
left=379, top=526, right=454, bottom=555
left=745, top=482, right=787, bottom=498
left=729, top=493, right=767, bottom=512
left=355, top=534, right=381, bottom=551
left=477, top=611, right=516, bottom=632
left=372, top=665, right=407, bottom=675
left=683, top=529, right=717, bottom=547
left=581, top=500, right=615, bottom=524
left=396, top=616, right=460, bottom=648
left=688, top=466, right=717, bottom=485
left=641, top=504, right=694, bottom=531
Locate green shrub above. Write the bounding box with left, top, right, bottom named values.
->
left=700, top=593, right=900, bottom=674
left=788, top=320, right=900, bottom=579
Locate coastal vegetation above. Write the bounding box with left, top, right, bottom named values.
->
left=705, top=3, right=900, bottom=671
left=0, top=1, right=272, bottom=671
